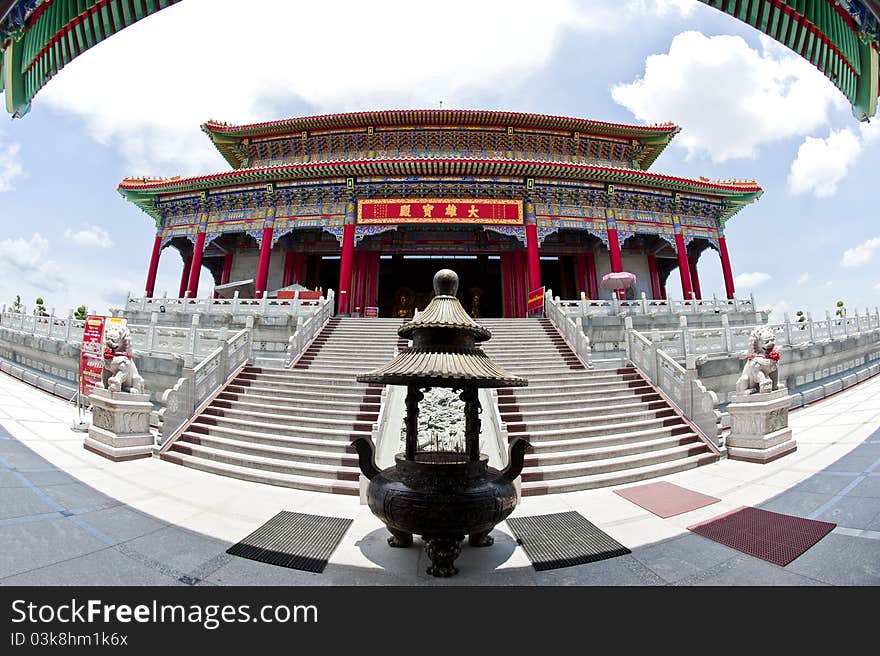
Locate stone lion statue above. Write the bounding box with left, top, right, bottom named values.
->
left=735, top=326, right=780, bottom=395
left=97, top=323, right=145, bottom=394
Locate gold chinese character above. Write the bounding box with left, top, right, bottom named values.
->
left=445, top=204, right=458, bottom=218
left=399, top=204, right=411, bottom=218
left=421, top=203, right=434, bottom=218
left=467, top=204, right=479, bottom=218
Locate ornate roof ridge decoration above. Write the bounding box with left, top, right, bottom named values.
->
left=201, top=110, right=681, bottom=171
left=201, top=110, right=681, bottom=137
left=118, top=157, right=763, bottom=195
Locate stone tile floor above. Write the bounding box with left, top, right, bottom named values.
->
left=0, top=371, right=878, bottom=586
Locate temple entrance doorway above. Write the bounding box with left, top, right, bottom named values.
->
left=539, top=255, right=578, bottom=299
left=377, top=255, right=503, bottom=318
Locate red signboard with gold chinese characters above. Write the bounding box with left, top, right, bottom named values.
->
left=80, top=315, right=106, bottom=397
left=358, top=199, right=523, bottom=225
left=527, top=286, right=545, bottom=316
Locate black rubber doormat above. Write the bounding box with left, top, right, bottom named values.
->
left=506, top=511, right=630, bottom=571
left=226, top=511, right=353, bottom=573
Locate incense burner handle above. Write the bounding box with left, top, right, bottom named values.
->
left=500, top=437, right=530, bottom=482
left=352, top=437, right=381, bottom=480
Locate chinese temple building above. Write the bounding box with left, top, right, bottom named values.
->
left=118, top=110, right=763, bottom=318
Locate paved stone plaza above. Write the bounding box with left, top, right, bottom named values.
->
left=0, top=371, right=878, bottom=586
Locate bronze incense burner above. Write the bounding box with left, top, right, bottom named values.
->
left=353, top=269, right=529, bottom=577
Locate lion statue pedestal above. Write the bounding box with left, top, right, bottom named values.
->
left=84, top=388, right=154, bottom=461
left=726, top=326, right=796, bottom=463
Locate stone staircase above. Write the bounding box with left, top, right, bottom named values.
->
left=161, top=318, right=404, bottom=494
left=479, top=318, right=718, bottom=495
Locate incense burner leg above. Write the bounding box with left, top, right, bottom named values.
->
left=468, top=530, right=494, bottom=547
left=387, top=528, right=413, bottom=548
left=424, top=535, right=463, bottom=577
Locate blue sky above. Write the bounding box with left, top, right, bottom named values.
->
left=0, top=0, right=876, bottom=320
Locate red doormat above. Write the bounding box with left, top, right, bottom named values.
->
left=687, top=506, right=836, bottom=567
left=614, top=481, right=721, bottom=518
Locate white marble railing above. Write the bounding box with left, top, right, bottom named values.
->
left=642, top=309, right=880, bottom=360
left=119, top=290, right=335, bottom=320
left=158, top=326, right=253, bottom=445
left=284, top=294, right=335, bottom=366
left=1, top=294, right=331, bottom=361
left=627, top=327, right=721, bottom=446
left=0, top=310, right=86, bottom=341
left=544, top=290, right=592, bottom=367
left=553, top=292, right=757, bottom=319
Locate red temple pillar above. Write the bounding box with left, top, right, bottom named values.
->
left=647, top=252, right=661, bottom=300
left=221, top=252, right=234, bottom=286
left=660, top=283, right=667, bottom=300
left=585, top=250, right=598, bottom=299
left=282, top=250, right=296, bottom=288
left=337, top=201, right=356, bottom=314
left=145, top=234, right=163, bottom=298
left=364, top=252, right=379, bottom=310
left=214, top=251, right=234, bottom=298
left=674, top=233, right=693, bottom=300
left=178, top=253, right=192, bottom=298
left=186, top=231, right=206, bottom=298
left=607, top=227, right=624, bottom=299
left=255, top=227, right=274, bottom=299
left=689, top=256, right=702, bottom=300
left=718, top=236, right=736, bottom=299
left=524, top=200, right=542, bottom=293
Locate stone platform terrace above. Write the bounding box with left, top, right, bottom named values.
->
left=0, top=371, right=878, bottom=586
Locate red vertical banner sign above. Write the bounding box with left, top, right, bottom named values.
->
left=79, top=315, right=106, bottom=398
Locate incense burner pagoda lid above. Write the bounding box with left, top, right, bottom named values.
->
left=397, top=269, right=492, bottom=342
left=356, top=269, right=528, bottom=389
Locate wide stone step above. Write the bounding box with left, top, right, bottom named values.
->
left=295, top=364, right=385, bottom=374
left=501, top=399, right=668, bottom=422
left=506, top=407, right=677, bottom=433
left=208, top=398, right=378, bottom=423
left=523, top=424, right=693, bottom=453
left=520, top=370, right=637, bottom=384
left=499, top=384, right=653, bottom=402
left=169, top=440, right=359, bottom=482
left=299, top=354, right=391, bottom=365
left=514, top=415, right=687, bottom=441
left=200, top=407, right=374, bottom=433
left=241, top=369, right=363, bottom=384
left=522, top=442, right=712, bottom=482
left=506, top=379, right=644, bottom=395
left=224, top=384, right=378, bottom=402
left=232, top=376, right=375, bottom=393
left=498, top=391, right=662, bottom=411
left=525, top=432, right=702, bottom=467
left=191, top=414, right=370, bottom=441
left=520, top=452, right=718, bottom=495
left=177, top=432, right=358, bottom=468
left=217, top=391, right=379, bottom=412
left=161, top=451, right=359, bottom=495
left=186, top=422, right=355, bottom=453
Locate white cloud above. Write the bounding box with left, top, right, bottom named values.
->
left=841, top=237, right=880, bottom=268
left=611, top=32, right=843, bottom=162
left=0, top=233, right=68, bottom=296
left=797, top=273, right=810, bottom=285
left=35, top=0, right=694, bottom=174
left=875, top=282, right=880, bottom=291
left=734, top=271, right=771, bottom=288
left=822, top=281, right=833, bottom=289
left=0, top=129, right=23, bottom=192
left=787, top=128, right=862, bottom=198
left=64, top=226, right=114, bottom=249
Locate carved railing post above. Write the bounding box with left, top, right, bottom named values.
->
left=721, top=313, right=731, bottom=354
left=783, top=312, right=793, bottom=347
left=66, top=311, right=74, bottom=341
left=807, top=312, right=815, bottom=344
left=147, top=312, right=158, bottom=352
left=679, top=315, right=689, bottom=359
left=47, top=309, right=55, bottom=339
left=232, top=290, right=240, bottom=317
left=623, top=316, right=633, bottom=361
